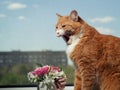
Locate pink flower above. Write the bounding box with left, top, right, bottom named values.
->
left=51, top=66, right=61, bottom=73
left=32, top=65, right=50, bottom=77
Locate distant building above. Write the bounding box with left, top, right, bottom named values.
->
left=0, top=51, right=68, bottom=67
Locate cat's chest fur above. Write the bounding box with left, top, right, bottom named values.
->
left=66, top=33, right=83, bottom=57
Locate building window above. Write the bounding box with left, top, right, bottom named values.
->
left=0, top=59, right=3, bottom=63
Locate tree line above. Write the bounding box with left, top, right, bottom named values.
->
left=0, top=64, right=74, bottom=85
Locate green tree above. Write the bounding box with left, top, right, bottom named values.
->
left=60, top=65, right=75, bottom=84
left=0, top=72, right=19, bottom=85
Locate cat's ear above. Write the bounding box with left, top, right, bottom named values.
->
left=70, top=10, right=79, bottom=22
left=56, top=13, right=62, bottom=18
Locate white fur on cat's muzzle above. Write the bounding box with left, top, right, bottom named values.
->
left=56, top=29, right=65, bottom=37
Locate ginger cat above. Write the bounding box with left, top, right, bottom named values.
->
left=55, top=10, right=120, bottom=90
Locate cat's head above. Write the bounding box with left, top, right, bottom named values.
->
left=55, top=10, right=85, bottom=45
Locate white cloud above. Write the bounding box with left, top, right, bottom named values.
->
left=96, top=27, right=113, bottom=34
left=18, top=16, right=25, bottom=21
left=90, top=16, right=114, bottom=23
left=0, top=14, right=6, bottom=18
left=7, top=3, right=27, bottom=10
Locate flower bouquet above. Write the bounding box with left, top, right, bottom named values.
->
left=27, top=65, right=66, bottom=90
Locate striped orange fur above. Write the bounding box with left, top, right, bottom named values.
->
left=55, top=10, right=120, bottom=90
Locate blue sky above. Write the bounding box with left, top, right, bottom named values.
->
left=0, top=0, right=120, bottom=51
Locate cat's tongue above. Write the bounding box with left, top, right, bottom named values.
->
left=67, top=39, right=72, bottom=45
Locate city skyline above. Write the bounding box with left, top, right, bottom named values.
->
left=0, top=0, right=120, bottom=51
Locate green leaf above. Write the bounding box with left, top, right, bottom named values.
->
left=35, top=63, right=43, bottom=67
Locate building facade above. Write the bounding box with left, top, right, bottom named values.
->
left=0, top=51, right=68, bottom=67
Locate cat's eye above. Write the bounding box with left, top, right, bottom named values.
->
left=62, top=25, right=66, bottom=28
left=56, top=26, right=58, bottom=29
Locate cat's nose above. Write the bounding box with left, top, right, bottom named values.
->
left=57, top=32, right=59, bottom=35
left=56, top=31, right=60, bottom=37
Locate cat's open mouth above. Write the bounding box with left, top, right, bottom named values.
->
left=62, top=30, right=74, bottom=45
left=62, top=35, right=71, bottom=45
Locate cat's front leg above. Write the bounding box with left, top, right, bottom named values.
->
left=80, top=65, right=96, bottom=90
left=74, top=70, right=82, bottom=90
